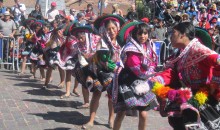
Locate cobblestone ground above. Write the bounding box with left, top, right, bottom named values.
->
left=0, top=69, right=172, bottom=130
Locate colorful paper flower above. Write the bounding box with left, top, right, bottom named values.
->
left=194, top=91, right=208, bottom=106
left=157, top=86, right=173, bottom=99
left=152, top=82, right=164, bottom=95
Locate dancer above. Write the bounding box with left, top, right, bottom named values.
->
left=71, top=25, right=100, bottom=109
left=112, top=22, right=158, bottom=130
left=150, top=22, right=220, bottom=130
left=82, top=14, right=125, bottom=129
left=42, top=20, right=65, bottom=89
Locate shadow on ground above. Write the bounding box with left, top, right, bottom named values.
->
left=23, top=99, right=83, bottom=108
left=22, top=88, right=65, bottom=96
left=32, top=111, right=108, bottom=128
left=45, top=128, right=71, bottom=130
left=32, top=111, right=89, bottom=125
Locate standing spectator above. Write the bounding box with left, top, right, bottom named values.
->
left=29, top=3, right=43, bottom=20
left=0, top=0, right=6, bottom=17
left=148, top=24, right=157, bottom=41
left=84, top=4, right=97, bottom=22
left=6, top=7, right=14, bottom=20
left=45, top=2, right=59, bottom=22
left=0, top=11, right=16, bottom=61
left=126, top=4, right=137, bottom=21
left=155, top=20, right=166, bottom=41
left=76, top=12, right=86, bottom=26
left=112, top=4, right=123, bottom=17
left=69, top=8, right=76, bottom=21
left=11, top=0, right=26, bottom=26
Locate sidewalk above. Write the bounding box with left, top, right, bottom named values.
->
left=0, top=69, right=171, bottom=130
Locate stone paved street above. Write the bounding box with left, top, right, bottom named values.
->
left=0, top=69, right=172, bottom=130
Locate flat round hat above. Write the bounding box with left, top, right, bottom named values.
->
left=93, top=14, right=125, bottom=31
left=70, top=24, right=94, bottom=36
left=195, top=27, right=212, bottom=49
left=117, top=21, right=143, bottom=47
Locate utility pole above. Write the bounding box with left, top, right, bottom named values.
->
left=99, top=0, right=103, bottom=16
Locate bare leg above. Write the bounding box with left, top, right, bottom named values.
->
left=108, top=98, right=115, bottom=128
left=90, top=91, right=102, bottom=123
left=81, top=86, right=90, bottom=107
left=19, top=56, right=27, bottom=74
left=113, top=111, right=126, bottom=130
left=61, top=70, right=71, bottom=98
left=44, top=67, right=53, bottom=87
left=82, top=87, right=89, bottom=104
left=30, top=62, right=37, bottom=79
left=138, top=110, right=147, bottom=130
left=39, top=67, right=45, bottom=81
left=83, top=90, right=102, bottom=126
left=58, top=66, right=65, bottom=88
left=72, top=79, right=80, bottom=96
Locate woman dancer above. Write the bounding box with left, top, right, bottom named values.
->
left=82, top=14, right=125, bottom=129
left=42, top=20, right=65, bottom=89
left=112, top=22, right=158, bottom=130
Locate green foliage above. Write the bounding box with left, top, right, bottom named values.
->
left=136, top=2, right=152, bottom=19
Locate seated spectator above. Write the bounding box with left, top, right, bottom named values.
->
left=191, top=14, right=199, bottom=26
left=182, top=13, right=190, bottom=22
left=209, top=17, right=218, bottom=29
left=186, top=5, right=197, bottom=20
left=207, top=3, right=218, bottom=21
left=199, top=17, right=211, bottom=30
left=177, top=3, right=185, bottom=14
left=198, top=5, right=207, bottom=22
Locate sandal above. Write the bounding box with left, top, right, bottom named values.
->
left=82, top=123, right=94, bottom=130
left=60, top=94, right=70, bottom=99
left=76, top=104, right=89, bottom=109
left=71, top=91, right=80, bottom=97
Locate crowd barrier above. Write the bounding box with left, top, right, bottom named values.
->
left=0, top=36, right=16, bottom=70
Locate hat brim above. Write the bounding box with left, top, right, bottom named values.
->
left=195, top=27, right=212, bottom=49
left=93, top=14, right=125, bottom=30
left=24, top=18, right=36, bottom=25
left=117, top=21, right=143, bottom=47
left=70, top=26, right=93, bottom=36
